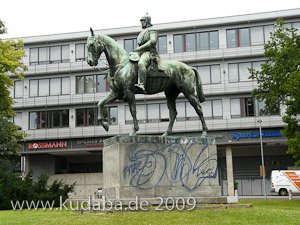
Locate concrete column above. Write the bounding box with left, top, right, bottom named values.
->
left=226, top=144, right=234, bottom=196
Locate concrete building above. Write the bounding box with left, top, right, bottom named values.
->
left=10, top=8, right=300, bottom=198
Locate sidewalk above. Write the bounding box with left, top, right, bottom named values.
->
left=238, top=195, right=300, bottom=200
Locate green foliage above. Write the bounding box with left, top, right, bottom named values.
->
left=0, top=19, right=28, bottom=157
left=249, top=18, right=300, bottom=166
left=0, top=158, right=75, bottom=210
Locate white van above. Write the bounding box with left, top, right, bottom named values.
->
left=271, top=170, right=300, bottom=196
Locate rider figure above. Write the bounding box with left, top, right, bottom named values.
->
left=135, top=13, right=158, bottom=93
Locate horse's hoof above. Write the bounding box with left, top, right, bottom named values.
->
left=162, top=132, right=169, bottom=137
left=201, top=131, right=208, bottom=138
left=99, top=119, right=109, bottom=131
left=129, top=131, right=136, bottom=136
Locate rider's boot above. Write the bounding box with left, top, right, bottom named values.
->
left=135, top=68, right=147, bottom=94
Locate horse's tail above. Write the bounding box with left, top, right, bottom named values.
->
left=192, top=67, right=205, bottom=103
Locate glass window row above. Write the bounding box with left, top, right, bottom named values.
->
left=174, top=31, right=219, bottom=53
left=76, top=74, right=109, bottom=94
left=29, top=77, right=70, bottom=97
left=125, top=100, right=223, bottom=124
left=229, top=61, right=264, bottom=82
left=124, top=36, right=167, bottom=54
left=76, top=107, right=117, bottom=126
left=18, top=97, right=280, bottom=130
left=30, top=45, right=70, bottom=65
left=29, top=110, right=69, bottom=129
left=230, top=97, right=279, bottom=118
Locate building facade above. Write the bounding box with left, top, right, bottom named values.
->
left=11, top=9, right=300, bottom=198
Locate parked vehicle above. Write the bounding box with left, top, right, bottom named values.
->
left=271, top=170, right=300, bottom=196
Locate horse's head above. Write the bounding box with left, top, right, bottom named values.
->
left=87, top=28, right=103, bottom=67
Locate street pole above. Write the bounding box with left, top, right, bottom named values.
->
left=258, top=119, right=267, bottom=200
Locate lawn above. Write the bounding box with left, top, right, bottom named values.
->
left=0, top=200, right=299, bottom=225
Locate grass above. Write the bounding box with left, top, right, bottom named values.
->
left=0, top=200, right=299, bottom=225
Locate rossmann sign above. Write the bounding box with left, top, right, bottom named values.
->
left=232, top=130, right=282, bottom=140
left=28, top=141, right=68, bottom=150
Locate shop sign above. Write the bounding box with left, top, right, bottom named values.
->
left=232, top=130, right=282, bottom=140
left=75, top=138, right=104, bottom=148
left=28, top=141, right=68, bottom=150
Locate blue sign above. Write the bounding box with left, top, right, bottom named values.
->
left=232, top=130, right=282, bottom=140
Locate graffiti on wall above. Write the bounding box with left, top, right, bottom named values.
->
left=123, top=139, right=217, bottom=191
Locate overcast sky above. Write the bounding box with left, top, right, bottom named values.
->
left=0, top=0, right=299, bottom=38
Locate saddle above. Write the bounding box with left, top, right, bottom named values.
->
left=128, top=52, right=164, bottom=73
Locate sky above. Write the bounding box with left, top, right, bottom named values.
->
left=0, top=0, right=300, bottom=39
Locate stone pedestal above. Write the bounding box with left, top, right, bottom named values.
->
left=103, top=135, right=225, bottom=203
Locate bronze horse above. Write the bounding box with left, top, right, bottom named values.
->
left=87, top=28, right=207, bottom=136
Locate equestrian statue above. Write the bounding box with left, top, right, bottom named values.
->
left=87, top=14, right=207, bottom=137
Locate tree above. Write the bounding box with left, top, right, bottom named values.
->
left=0, top=19, right=27, bottom=157
left=249, top=18, right=300, bottom=166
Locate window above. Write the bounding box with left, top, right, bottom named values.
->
left=76, top=74, right=108, bottom=94
left=9, top=80, right=23, bottom=98
left=13, top=112, right=22, bottom=129
left=29, top=110, right=69, bottom=129
left=50, top=78, right=61, bottom=96
left=186, top=102, right=198, bottom=120
left=176, top=102, right=186, bottom=121
left=136, top=105, right=147, bottom=123
left=38, top=79, right=49, bottom=96
left=198, top=64, right=221, bottom=84
left=200, top=100, right=223, bottom=119
left=29, top=80, right=38, bottom=97
left=174, top=31, right=219, bottom=53
left=227, top=28, right=250, bottom=48
left=30, top=45, right=70, bottom=65
left=147, top=104, right=160, bottom=123
left=293, top=22, right=300, bottom=35
left=256, top=100, right=279, bottom=116
left=30, top=77, right=70, bottom=97
left=185, top=33, right=196, bottom=52
left=76, top=43, right=86, bottom=61
left=250, top=26, right=264, bottom=45
left=174, top=34, right=184, bottom=53
left=264, top=25, right=274, bottom=43
left=228, top=25, right=274, bottom=48
left=124, top=39, right=137, bottom=53
left=76, top=107, right=117, bottom=126
left=228, top=61, right=264, bottom=82
left=160, top=103, right=169, bottom=122
left=157, top=36, right=167, bottom=54
left=230, top=97, right=254, bottom=118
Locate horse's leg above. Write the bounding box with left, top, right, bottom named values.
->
left=162, top=89, right=180, bottom=137
left=97, top=92, right=118, bottom=131
left=127, top=93, right=139, bottom=136
left=184, top=92, right=208, bottom=137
